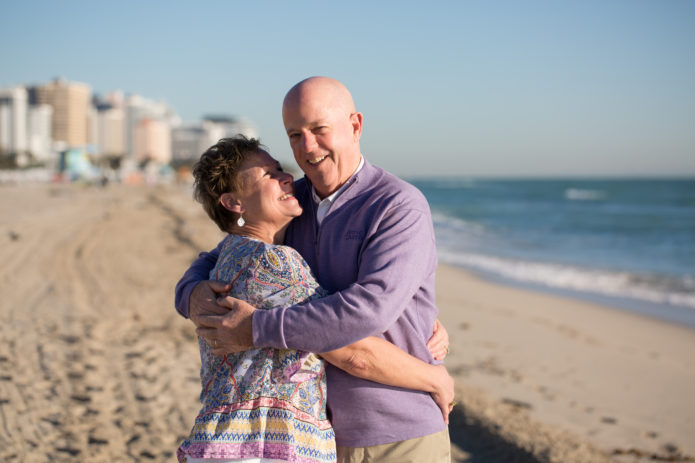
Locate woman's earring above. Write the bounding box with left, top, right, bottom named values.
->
left=237, top=214, right=245, bottom=227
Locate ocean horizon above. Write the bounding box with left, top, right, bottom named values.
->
left=408, top=177, right=695, bottom=328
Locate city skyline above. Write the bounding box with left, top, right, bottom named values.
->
left=0, top=76, right=263, bottom=185
left=2, top=0, right=694, bottom=177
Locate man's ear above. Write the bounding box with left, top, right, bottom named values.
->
left=350, top=111, right=363, bottom=141
left=220, top=193, right=244, bottom=213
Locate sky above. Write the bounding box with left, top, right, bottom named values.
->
left=2, top=0, right=694, bottom=177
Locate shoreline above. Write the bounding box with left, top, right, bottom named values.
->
left=444, top=262, right=695, bottom=330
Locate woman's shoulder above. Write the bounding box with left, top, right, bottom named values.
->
left=219, top=234, right=264, bottom=258
left=246, top=242, right=324, bottom=306
left=217, top=235, right=317, bottom=288
left=253, top=242, right=312, bottom=276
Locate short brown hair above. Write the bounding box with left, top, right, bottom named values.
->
left=192, top=136, right=263, bottom=232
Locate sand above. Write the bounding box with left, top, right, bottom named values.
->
left=438, top=265, right=695, bottom=462
left=0, top=182, right=693, bottom=462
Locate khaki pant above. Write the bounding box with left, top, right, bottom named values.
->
left=337, top=428, right=450, bottom=463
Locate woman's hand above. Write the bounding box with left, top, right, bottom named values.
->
left=429, top=365, right=456, bottom=424
left=427, top=319, right=450, bottom=361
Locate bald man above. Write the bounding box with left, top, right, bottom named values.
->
left=176, top=77, right=451, bottom=461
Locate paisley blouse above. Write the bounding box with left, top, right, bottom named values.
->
left=177, top=235, right=335, bottom=463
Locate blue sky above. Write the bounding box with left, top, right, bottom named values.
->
left=2, top=0, right=694, bottom=177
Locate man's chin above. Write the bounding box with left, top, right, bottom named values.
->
left=304, top=172, right=332, bottom=190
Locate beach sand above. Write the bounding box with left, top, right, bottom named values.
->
left=0, top=182, right=693, bottom=462
left=438, top=265, right=695, bottom=462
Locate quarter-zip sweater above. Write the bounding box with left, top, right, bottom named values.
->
left=175, top=159, right=444, bottom=447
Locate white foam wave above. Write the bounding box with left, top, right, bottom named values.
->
left=565, top=188, right=605, bottom=201
left=431, top=212, right=486, bottom=236
left=438, top=250, right=695, bottom=310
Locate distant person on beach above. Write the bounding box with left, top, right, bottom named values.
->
left=176, top=77, right=453, bottom=461
left=176, top=136, right=453, bottom=462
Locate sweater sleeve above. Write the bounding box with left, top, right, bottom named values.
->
left=252, top=202, right=437, bottom=352
left=173, top=239, right=223, bottom=318
left=247, top=245, right=326, bottom=383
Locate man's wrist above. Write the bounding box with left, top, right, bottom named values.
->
left=187, top=280, right=206, bottom=320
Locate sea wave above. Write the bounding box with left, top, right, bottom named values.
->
left=437, top=250, right=695, bottom=311
left=431, top=211, right=486, bottom=236
left=565, top=188, right=605, bottom=201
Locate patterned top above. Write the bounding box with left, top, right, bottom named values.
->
left=177, top=235, right=335, bottom=463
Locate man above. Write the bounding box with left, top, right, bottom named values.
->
left=176, top=77, right=451, bottom=461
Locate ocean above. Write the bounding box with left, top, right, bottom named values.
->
left=409, top=178, right=695, bottom=327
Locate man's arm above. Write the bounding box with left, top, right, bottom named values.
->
left=321, top=337, right=455, bottom=423
left=174, top=240, right=223, bottom=318
left=198, top=305, right=449, bottom=363
left=254, top=201, right=438, bottom=353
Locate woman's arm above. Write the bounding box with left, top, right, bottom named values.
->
left=321, top=337, right=455, bottom=423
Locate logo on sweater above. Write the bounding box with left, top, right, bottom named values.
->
left=345, top=230, right=364, bottom=241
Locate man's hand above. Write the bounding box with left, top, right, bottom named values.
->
left=195, top=296, right=256, bottom=355
left=426, top=319, right=450, bottom=361
left=189, top=280, right=232, bottom=326
left=430, top=365, right=455, bottom=425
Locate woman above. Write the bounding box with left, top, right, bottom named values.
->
left=178, top=137, right=453, bottom=463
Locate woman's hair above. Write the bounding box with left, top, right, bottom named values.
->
left=192, top=136, right=263, bottom=232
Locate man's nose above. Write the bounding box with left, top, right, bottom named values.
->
left=300, top=132, right=316, bottom=153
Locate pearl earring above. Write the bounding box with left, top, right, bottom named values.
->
left=237, top=214, right=245, bottom=227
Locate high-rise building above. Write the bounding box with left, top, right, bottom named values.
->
left=91, top=91, right=127, bottom=159
left=125, top=94, right=179, bottom=159
left=134, top=118, right=171, bottom=164
left=27, top=104, right=53, bottom=163
left=0, top=86, right=28, bottom=156
left=103, top=90, right=124, bottom=109
left=170, top=116, right=258, bottom=166
left=202, top=115, right=257, bottom=140
left=171, top=125, right=207, bottom=165
left=31, top=78, right=91, bottom=146
left=95, top=106, right=126, bottom=157
left=87, top=105, right=98, bottom=149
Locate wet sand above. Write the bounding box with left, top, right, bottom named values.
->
left=0, top=182, right=693, bottom=462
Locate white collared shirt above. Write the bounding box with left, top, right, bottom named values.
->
left=311, top=156, right=364, bottom=226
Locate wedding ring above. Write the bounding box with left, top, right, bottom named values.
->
left=212, top=339, right=218, bottom=348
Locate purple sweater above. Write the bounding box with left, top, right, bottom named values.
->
left=175, top=159, right=445, bottom=447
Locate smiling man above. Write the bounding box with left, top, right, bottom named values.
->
left=175, top=77, right=451, bottom=462
left=283, top=77, right=363, bottom=199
